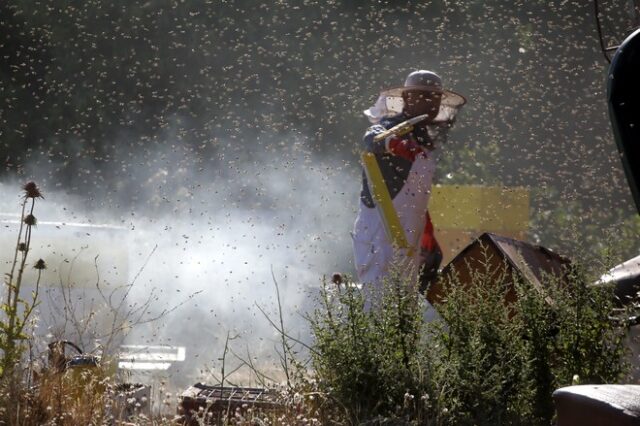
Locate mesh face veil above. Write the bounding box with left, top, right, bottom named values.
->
left=364, top=70, right=466, bottom=123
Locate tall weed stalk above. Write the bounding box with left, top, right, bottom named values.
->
left=0, top=182, right=45, bottom=423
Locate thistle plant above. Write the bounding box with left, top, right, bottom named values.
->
left=1, top=182, right=45, bottom=380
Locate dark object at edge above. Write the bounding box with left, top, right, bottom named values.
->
left=596, top=254, right=640, bottom=309
left=554, top=385, right=640, bottom=426
left=608, top=28, right=640, bottom=215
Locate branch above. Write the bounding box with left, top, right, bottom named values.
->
left=254, top=302, right=317, bottom=356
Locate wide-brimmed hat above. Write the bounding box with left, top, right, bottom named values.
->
left=381, top=70, right=466, bottom=108
left=364, top=70, right=466, bottom=123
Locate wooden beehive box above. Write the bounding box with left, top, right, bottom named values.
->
left=426, top=233, right=571, bottom=307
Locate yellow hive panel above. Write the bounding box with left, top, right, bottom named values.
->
left=429, top=185, right=530, bottom=264
left=430, top=185, right=529, bottom=232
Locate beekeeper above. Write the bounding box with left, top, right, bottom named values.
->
left=353, top=70, right=466, bottom=301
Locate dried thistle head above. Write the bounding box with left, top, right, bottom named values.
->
left=34, top=259, right=46, bottom=270
left=22, top=182, right=43, bottom=199
left=331, top=272, right=343, bottom=286
left=24, top=214, right=37, bottom=226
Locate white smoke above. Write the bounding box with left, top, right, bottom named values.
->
left=0, top=133, right=361, bottom=387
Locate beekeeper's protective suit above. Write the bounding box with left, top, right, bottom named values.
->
left=353, top=70, right=466, bottom=303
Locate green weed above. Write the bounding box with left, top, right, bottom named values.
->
left=307, top=251, right=630, bottom=425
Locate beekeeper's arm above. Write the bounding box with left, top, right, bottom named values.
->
left=363, top=125, right=425, bottom=162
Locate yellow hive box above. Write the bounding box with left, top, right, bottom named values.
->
left=429, top=185, right=530, bottom=264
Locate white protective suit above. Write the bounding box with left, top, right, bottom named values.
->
left=352, top=149, right=439, bottom=292
left=353, top=95, right=448, bottom=310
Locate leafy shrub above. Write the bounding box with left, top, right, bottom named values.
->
left=309, top=264, right=432, bottom=424
left=308, top=251, right=630, bottom=425
left=426, top=256, right=534, bottom=426
left=514, top=264, right=628, bottom=424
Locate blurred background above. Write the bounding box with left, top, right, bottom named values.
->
left=1, top=0, right=639, bottom=387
